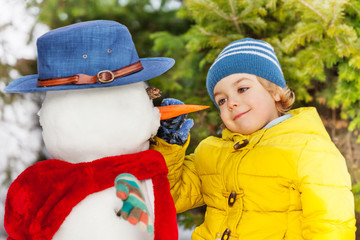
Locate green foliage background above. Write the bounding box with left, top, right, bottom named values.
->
left=2, top=0, right=360, bottom=235
left=154, top=0, right=360, bottom=230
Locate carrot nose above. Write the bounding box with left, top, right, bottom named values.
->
left=157, top=104, right=209, bottom=120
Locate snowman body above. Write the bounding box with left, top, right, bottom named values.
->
left=38, top=82, right=160, bottom=240
left=53, top=182, right=154, bottom=240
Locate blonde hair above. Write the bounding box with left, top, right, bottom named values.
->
left=256, top=76, right=295, bottom=115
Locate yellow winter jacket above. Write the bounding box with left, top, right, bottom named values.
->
left=152, top=107, right=356, bottom=240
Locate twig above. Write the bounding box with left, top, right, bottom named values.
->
left=198, top=27, right=220, bottom=37
left=330, top=1, right=336, bottom=27
left=228, top=0, right=242, bottom=34
left=299, top=0, right=327, bottom=22
left=345, top=2, right=360, bottom=16
left=193, top=0, right=232, bottom=20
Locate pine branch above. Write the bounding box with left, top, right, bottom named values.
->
left=239, top=1, right=256, bottom=19
left=330, top=1, right=337, bottom=26
left=192, top=0, right=243, bottom=35
left=192, top=0, right=232, bottom=21
left=346, top=2, right=360, bottom=16
left=237, top=18, right=265, bottom=30
left=283, top=23, right=322, bottom=51
left=229, top=0, right=242, bottom=34
left=299, top=0, right=327, bottom=22
left=211, top=6, right=232, bottom=20
left=329, top=1, right=347, bottom=28
left=198, top=26, right=221, bottom=37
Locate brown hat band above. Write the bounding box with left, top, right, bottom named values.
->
left=37, top=61, right=143, bottom=87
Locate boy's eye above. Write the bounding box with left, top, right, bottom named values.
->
left=238, top=87, right=249, bottom=93
left=217, top=98, right=226, bottom=106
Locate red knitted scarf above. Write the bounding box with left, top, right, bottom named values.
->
left=5, top=150, right=178, bottom=240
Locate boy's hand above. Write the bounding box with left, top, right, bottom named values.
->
left=157, top=98, right=194, bottom=145
left=115, top=173, right=154, bottom=234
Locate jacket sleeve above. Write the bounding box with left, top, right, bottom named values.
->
left=151, top=137, right=204, bottom=213
left=297, top=137, right=356, bottom=239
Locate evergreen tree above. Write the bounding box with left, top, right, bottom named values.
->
left=152, top=0, right=360, bottom=146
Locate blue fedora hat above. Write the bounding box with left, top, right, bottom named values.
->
left=5, top=20, right=175, bottom=93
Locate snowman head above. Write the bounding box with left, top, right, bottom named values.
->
left=5, top=20, right=175, bottom=159
left=4, top=20, right=174, bottom=162
left=5, top=20, right=208, bottom=162
left=38, top=82, right=160, bottom=162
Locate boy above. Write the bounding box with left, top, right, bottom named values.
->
left=152, top=38, right=356, bottom=239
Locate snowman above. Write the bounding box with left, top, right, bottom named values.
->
left=4, top=20, right=207, bottom=240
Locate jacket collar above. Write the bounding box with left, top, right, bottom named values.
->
left=221, top=107, right=329, bottom=147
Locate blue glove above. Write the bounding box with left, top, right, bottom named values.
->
left=157, top=98, right=194, bottom=145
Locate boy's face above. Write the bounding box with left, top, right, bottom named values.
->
left=213, top=73, right=280, bottom=135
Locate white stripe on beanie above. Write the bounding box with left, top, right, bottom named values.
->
left=210, top=50, right=283, bottom=74
left=217, top=46, right=279, bottom=64
left=219, top=39, right=274, bottom=55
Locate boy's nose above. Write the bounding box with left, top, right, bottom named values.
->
left=227, top=98, right=239, bottom=109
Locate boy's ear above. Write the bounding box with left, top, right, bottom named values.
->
left=273, top=93, right=281, bottom=102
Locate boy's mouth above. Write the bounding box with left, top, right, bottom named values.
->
left=233, top=109, right=250, bottom=120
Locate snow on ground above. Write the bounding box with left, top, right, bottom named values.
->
left=0, top=225, right=194, bottom=240
left=178, top=224, right=195, bottom=240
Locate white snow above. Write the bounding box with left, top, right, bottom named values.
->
left=178, top=225, right=195, bottom=240
left=0, top=91, right=44, bottom=239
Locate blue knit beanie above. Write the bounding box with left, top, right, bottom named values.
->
left=206, top=38, right=286, bottom=106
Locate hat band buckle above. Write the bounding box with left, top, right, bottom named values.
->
left=97, top=70, right=115, bottom=83
left=37, top=61, right=143, bottom=87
